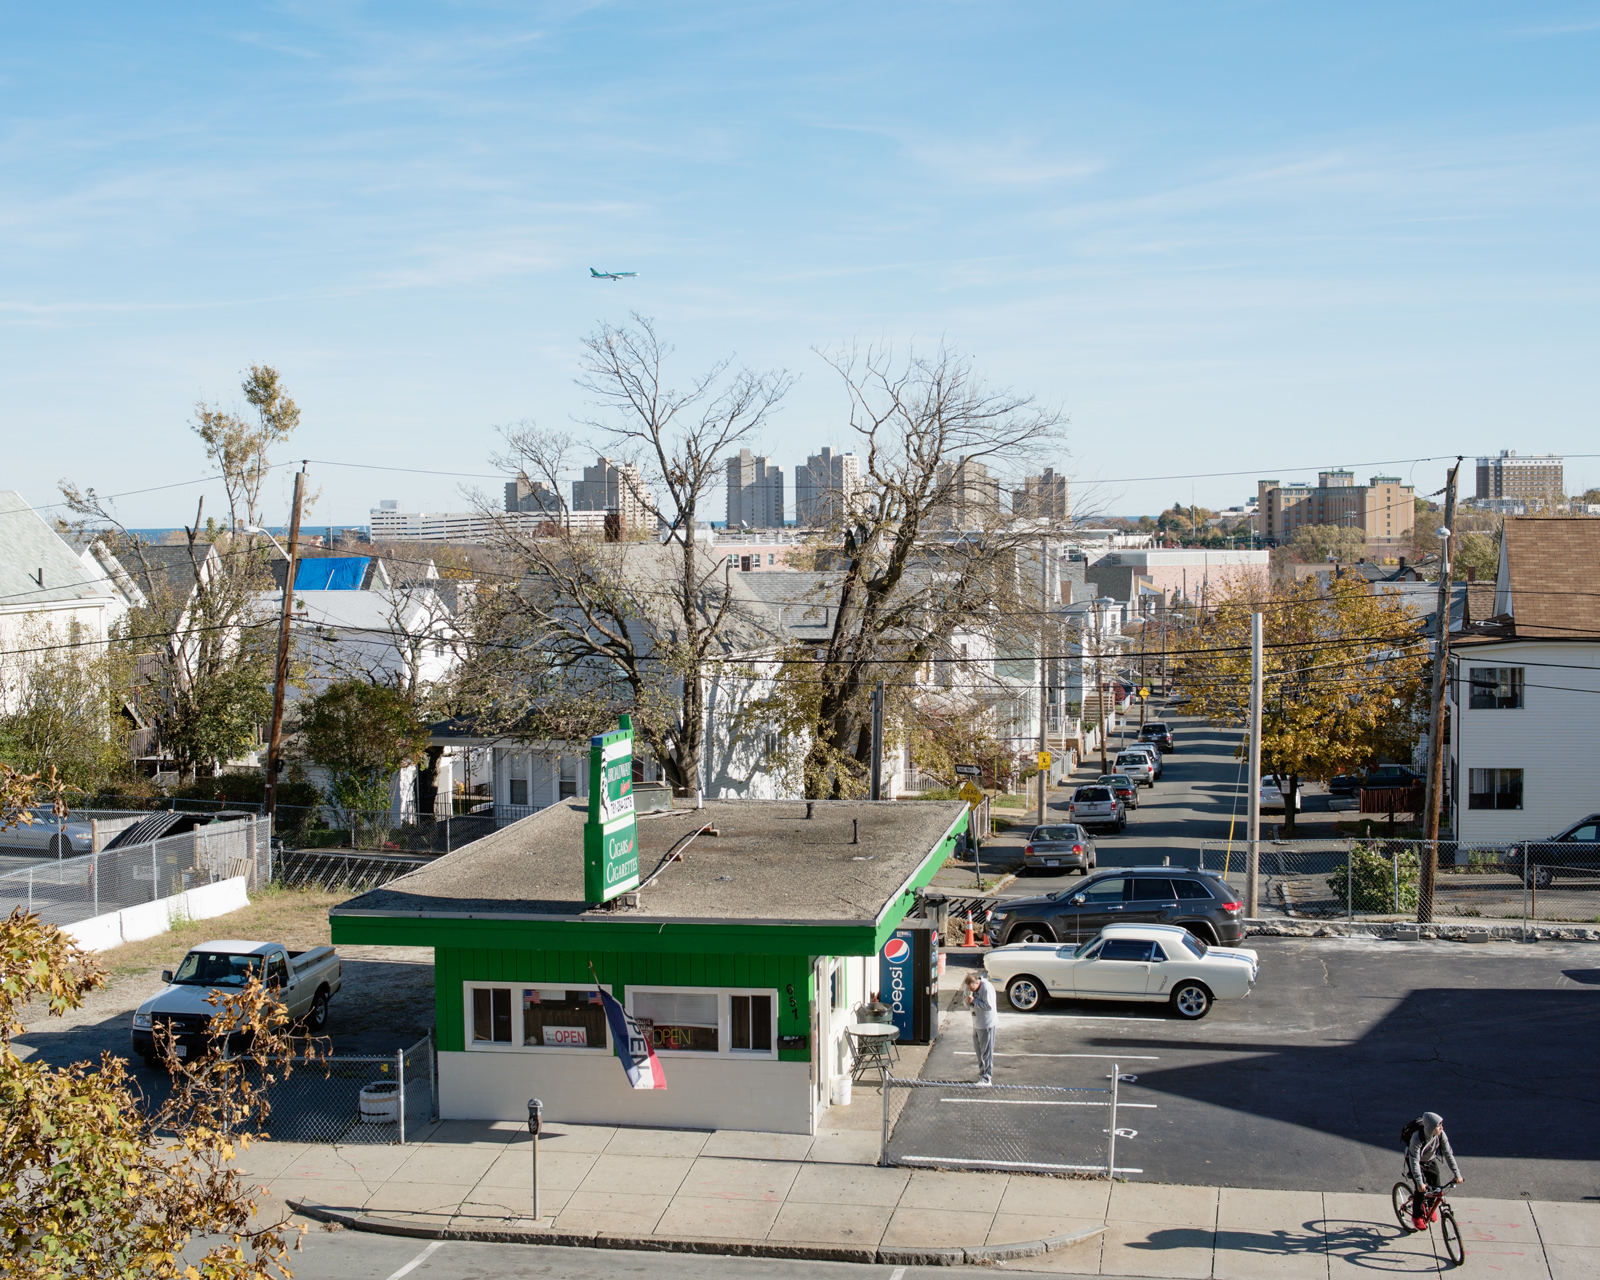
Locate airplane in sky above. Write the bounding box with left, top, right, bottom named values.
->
left=590, top=268, right=638, bottom=280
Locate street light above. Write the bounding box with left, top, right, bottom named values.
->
left=244, top=524, right=290, bottom=559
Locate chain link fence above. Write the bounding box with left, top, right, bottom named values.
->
left=880, top=1069, right=1138, bottom=1177
left=240, top=1033, right=436, bottom=1144
left=275, top=848, right=435, bottom=892
left=0, top=817, right=273, bottom=929
left=1200, top=838, right=1600, bottom=926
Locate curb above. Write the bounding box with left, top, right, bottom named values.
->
left=286, top=1199, right=1105, bottom=1267
left=1243, top=918, right=1600, bottom=943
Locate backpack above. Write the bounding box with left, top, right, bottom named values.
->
left=1400, top=1117, right=1425, bottom=1148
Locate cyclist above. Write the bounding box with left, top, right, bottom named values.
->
left=1403, top=1112, right=1464, bottom=1228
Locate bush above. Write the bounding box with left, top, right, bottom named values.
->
left=1327, top=842, right=1419, bottom=913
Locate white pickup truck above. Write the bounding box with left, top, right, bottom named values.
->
left=130, top=939, right=341, bottom=1067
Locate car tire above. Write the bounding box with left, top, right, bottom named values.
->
left=305, top=987, right=331, bottom=1033
left=1170, top=981, right=1212, bottom=1020
left=1005, top=975, right=1046, bottom=1012
left=1009, top=926, right=1054, bottom=944
left=1182, top=923, right=1219, bottom=947
left=1525, top=865, right=1554, bottom=890
left=1116, top=818, right=1126, bottom=832
left=48, top=834, right=71, bottom=857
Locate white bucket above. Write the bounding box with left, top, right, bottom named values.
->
left=833, top=1075, right=853, bottom=1106
left=359, top=1080, right=400, bottom=1123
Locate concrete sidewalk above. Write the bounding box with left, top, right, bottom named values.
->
left=243, top=1118, right=1598, bottom=1276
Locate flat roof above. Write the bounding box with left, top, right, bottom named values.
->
left=331, top=798, right=967, bottom=928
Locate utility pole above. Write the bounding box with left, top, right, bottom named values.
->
left=1246, top=611, right=1263, bottom=918
left=1419, top=458, right=1462, bottom=923
left=869, top=680, right=885, bottom=801
left=1037, top=539, right=1049, bottom=827
left=263, top=466, right=306, bottom=820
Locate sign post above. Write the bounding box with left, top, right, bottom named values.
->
left=584, top=715, right=640, bottom=905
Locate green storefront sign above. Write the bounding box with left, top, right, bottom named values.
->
left=584, top=714, right=639, bottom=903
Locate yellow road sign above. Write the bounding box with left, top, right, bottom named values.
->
left=1139, top=686, right=1150, bottom=699
left=1037, top=751, right=1052, bottom=770
left=958, top=780, right=984, bottom=806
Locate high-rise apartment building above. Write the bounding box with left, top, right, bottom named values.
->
left=1475, top=451, right=1564, bottom=506
left=793, top=446, right=862, bottom=525
left=725, top=449, right=785, bottom=529
left=1012, top=468, right=1070, bottom=522
left=572, top=456, right=654, bottom=531
left=505, top=475, right=562, bottom=514
left=935, top=458, right=1004, bottom=529
left=1256, top=471, right=1415, bottom=546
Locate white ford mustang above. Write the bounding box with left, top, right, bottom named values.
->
left=982, top=923, right=1259, bottom=1020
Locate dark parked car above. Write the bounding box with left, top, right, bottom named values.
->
left=1327, top=765, right=1423, bottom=796
left=984, top=867, right=1245, bottom=947
left=1022, top=823, right=1097, bottom=875
left=1508, top=815, right=1600, bottom=888
left=1095, top=774, right=1139, bottom=810
left=1138, top=723, right=1175, bottom=753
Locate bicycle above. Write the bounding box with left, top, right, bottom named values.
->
left=1391, top=1175, right=1465, bottom=1266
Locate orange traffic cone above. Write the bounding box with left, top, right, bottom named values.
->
left=962, top=913, right=976, bottom=947
left=980, top=911, right=993, bottom=946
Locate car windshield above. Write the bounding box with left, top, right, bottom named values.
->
left=1032, top=827, right=1080, bottom=842
left=172, top=951, right=264, bottom=987
left=1181, top=933, right=1208, bottom=958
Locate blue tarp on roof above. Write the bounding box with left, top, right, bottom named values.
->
left=294, top=557, right=369, bottom=590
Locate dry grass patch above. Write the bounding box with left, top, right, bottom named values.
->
left=100, top=885, right=353, bottom=978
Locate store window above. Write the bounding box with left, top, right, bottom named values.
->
left=1468, top=768, right=1523, bottom=811
left=627, top=987, right=779, bottom=1058
left=1469, top=667, right=1524, bottom=710
left=467, top=984, right=609, bottom=1051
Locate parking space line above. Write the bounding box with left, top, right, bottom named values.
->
left=954, top=1050, right=1160, bottom=1060
left=939, top=1097, right=1157, bottom=1107
left=385, top=1240, right=443, bottom=1280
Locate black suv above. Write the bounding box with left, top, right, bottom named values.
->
left=1138, top=722, right=1175, bottom=753
left=984, top=867, right=1243, bottom=947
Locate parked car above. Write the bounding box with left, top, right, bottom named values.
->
left=1139, top=723, right=1176, bottom=753
left=1095, top=774, right=1139, bottom=810
left=1507, top=815, right=1600, bottom=889
left=0, top=807, right=100, bottom=857
left=1114, top=750, right=1156, bottom=788
left=1120, top=741, right=1163, bottom=781
left=983, top=922, right=1260, bottom=1020
left=131, top=940, right=342, bottom=1067
left=983, top=867, right=1245, bottom=948
left=1067, top=785, right=1125, bottom=833
left=1261, top=775, right=1301, bottom=811
left=1327, top=765, right=1423, bottom=797
left=1022, top=823, right=1097, bottom=875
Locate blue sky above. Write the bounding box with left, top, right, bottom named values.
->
left=3, top=2, right=1597, bottom=528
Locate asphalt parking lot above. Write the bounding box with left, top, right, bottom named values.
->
left=928, top=936, right=1600, bottom=1201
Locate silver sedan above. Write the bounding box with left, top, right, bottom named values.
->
left=0, top=808, right=98, bottom=857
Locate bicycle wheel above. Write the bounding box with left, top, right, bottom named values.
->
left=1391, top=1182, right=1415, bottom=1231
left=1440, top=1205, right=1466, bottom=1266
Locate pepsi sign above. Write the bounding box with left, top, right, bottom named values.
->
left=879, top=930, right=916, bottom=1039
left=882, top=937, right=911, bottom=964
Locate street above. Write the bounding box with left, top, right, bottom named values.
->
left=931, top=936, right=1600, bottom=1201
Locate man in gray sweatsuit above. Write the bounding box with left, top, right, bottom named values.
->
left=965, top=971, right=998, bottom=1086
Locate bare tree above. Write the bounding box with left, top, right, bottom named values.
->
left=466, top=317, right=792, bottom=795
left=777, top=344, right=1066, bottom=798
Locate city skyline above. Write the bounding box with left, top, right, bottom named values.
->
left=3, top=4, right=1597, bottom=528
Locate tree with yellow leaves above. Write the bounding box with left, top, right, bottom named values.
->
left=0, top=770, right=317, bottom=1278
left=1175, top=576, right=1430, bottom=835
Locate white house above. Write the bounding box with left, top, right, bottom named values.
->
left=0, top=492, right=124, bottom=713
left=1446, top=518, right=1600, bottom=843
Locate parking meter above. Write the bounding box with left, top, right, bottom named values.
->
left=527, top=1098, right=542, bottom=1136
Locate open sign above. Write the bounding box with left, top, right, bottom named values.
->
left=543, top=1026, right=588, bottom=1048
